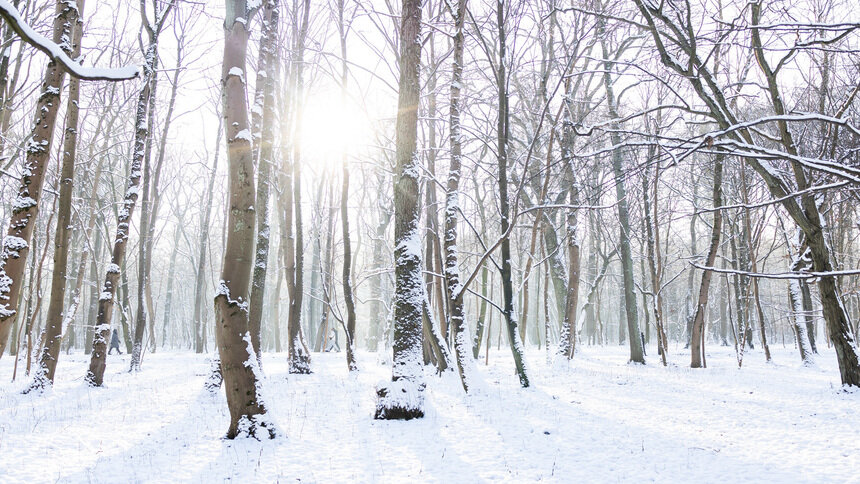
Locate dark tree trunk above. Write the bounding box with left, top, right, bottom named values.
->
left=247, top=0, right=278, bottom=366
left=375, top=0, right=426, bottom=420
left=86, top=42, right=158, bottom=386
left=286, top=0, right=312, bottom=374
left=599, top=24, right=644, bottom=363
left=495, top=0, right=530, bottom=387
left=336, top=0, right=357, bottom=372
left=29, top=0, right=85, bottom=388
left=0, top=0, right=76, bottom=357
left=690, top=155, right=723, bottom=368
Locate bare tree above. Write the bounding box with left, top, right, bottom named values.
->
left=214, top=0, right=276, bottom=439
left=27, top=0, right=86, bottom=389
left=0, top=0, right=81, bottom=357
left=247, top=0, right=279, bottom=366
left=375, top=0, right=426, bottom=420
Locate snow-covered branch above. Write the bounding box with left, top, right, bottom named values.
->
left=0, top=0, right=140, bottom=81
left=690, top=262, right=860, bottom=280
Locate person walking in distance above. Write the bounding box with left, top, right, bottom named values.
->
left=108, top=329, right=123, bottom=355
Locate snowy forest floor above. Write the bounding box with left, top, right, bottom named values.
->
left=1, top=343, right=858, bottom=483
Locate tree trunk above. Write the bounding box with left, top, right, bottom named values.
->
left=785, top=230, right=814, bottom=365
left=214, top=2, right=275, bottom=439
left=130, top=83, right=155, bottom=371
left=690, top=155, right=723, bottom=368
left=286, top=0, right=312, bottom=374
left=247, top=0, right=278, bottom=366
left=375, top=0, right=426, bottom=420
left=599, top=27, right=644, bottom=364
left=29, top=0, right=85, bottom=387
left=642, top=151, right=668, bottom=365
left=495, top=0, right=530, bottom=387
left=337, top=0, right=357, bottom=372
left=0, top=0, right=76, bottom=357
left=86, top=43, right=157, bottom=386
left=444, top=0, right=471, bottom=391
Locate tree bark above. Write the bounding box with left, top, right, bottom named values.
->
left=247, top=0, right=278, bottom=366
left=0, top=0, right=76, bottom=357
left=690, top=155, right=723, bottom=368
left=495, top=0, right=530, bottom=387
left=214, top=1, right=275, bottom=439
left=86, top=43, right=157, bottom=386
left=599, top=23, right=644, bottom=364
left=29, top=0, right=85, bottom=387
left=286, top=0, right=312, bottom=374
left=375, top=0, right=426, bottom=420
left=337, top=0, right=357, bottom=372
left=444, top=0, right=471, bottom=391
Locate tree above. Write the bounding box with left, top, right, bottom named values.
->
left=493, top=0, right=530, bottom=386
left=690, top=155, right=723, bottom=368
left=597, top=12, right=645, bottom=364
left=633, top=0, right=860, bottom=385
left=214, top=0, right=276, bottom=439
left=247, top=0, right=278, bottom=366
left=375, top=0, right=426, bottom=420
left=284, top=0, right=312, bottom=375
left=28, top=0, right=86, bottom=389
left=443, top=0, right=472, bottom=391
left=130, top=0, right=178, bottom=371
left=86, top=0, right=175, bottom=386
left=0, top=0, right=83, bottom=357
left=336, top=0, right=358, bottom=372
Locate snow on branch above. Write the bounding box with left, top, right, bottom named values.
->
left=0, top=0, right=140, bottom=81
left=690, top=262, right=860, bottom=280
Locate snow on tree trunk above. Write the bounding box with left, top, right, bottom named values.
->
left=85, top=41, right=156, bottom=386
left=214, top=2, right=276, bottom=439
left=0, top=0, right=76, bottom=358
left=375, top=0, right=426, bottom=420
left=28, top=0, right=85, bottom=389
left=286, top=0, right=312, bottom=375
left=443, top=0, right=474, bottom=392
left=787, top=231, right=814, bottom=365
left=495, top=0, right=530, bottom=388
left=248, top=0, right=278, bottom=367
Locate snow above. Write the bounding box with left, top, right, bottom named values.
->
left=3, top=235, right=28, bottom=251
left=1, top=346, right=857, bottom=482
left=234, top=128, right=252, bottom=142
left=227, top=66, right=245, bottom=83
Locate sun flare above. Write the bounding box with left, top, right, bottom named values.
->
left=298, top=92, right=374, bottom=168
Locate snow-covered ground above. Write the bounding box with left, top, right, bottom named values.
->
left=0, top=344, right=857, bottom=483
